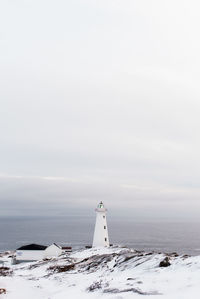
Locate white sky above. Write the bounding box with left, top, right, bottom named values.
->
left=1, top=0, right=200, bottom=219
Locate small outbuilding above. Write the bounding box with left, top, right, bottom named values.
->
left=16, top=243, right=65, bottom=263
left=16, top=244, right=47, bottom=263
left=44, top=243, right=63, bottom=258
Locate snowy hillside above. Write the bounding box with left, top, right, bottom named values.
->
left=0, top=247, right=200, bottom=299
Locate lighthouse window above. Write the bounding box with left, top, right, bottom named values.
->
left=103, top=216, right=105, bottom=219
left=104, top=226, right=106, bottom=229
left=105, top=238, right=107, bottom=241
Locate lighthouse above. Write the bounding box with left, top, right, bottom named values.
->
left=92, top=201, right=109, bottom=247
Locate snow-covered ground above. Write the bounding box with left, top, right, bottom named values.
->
left=0, top=247, right=200, bottom=299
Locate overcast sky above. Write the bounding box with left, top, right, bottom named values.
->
left=1, top=0, right=200, bottom=220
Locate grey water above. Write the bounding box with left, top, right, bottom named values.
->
left=1, top=215, right=200, bottom=255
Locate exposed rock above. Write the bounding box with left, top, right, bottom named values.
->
left=169, top=252, right=179, bottom=257
left=144, top=252, right=154, bottom=256
left=120, top=253, right=137, bottom=263
left=0, top=266, right=13, bottom=276
left=165, top=252, right=179, bottom=257
left=159, top=257, right=171, bottom=267
left=0, top=288, right=6, bottom=294
left=103, top=287, right=160, bottom=295
left=127, top=277, right=136, bottom=280
left=87, top=281, right=102, bottom=292
left=182, top=254, right=190, bottom=259
left=29, top=259, right=54, bottom=269
left=48, top=264, right=75, bottom=273
left=77, top=254, right=116, bottom=273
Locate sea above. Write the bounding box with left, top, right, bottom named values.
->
left=1, top=215, right=200, bottom=255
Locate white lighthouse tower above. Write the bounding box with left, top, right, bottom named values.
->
left=92, top=201, right=109, bottom=247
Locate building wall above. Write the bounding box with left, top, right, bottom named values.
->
left=16, top=250, right=44, bottom=261
left=44, top=245, right=62, bottom=258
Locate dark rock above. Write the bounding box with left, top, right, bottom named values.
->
left=103, top=287, right=160, bottom=295
left=182, top=254, right=190, bottom=259
left=145, top=252, right=154, bottom=256
left=165, top=252, right=179, bottom=257
left=122, top=254, right=137, bottom=263
left=77, top=254, right=117, bottom=273
left=48, top=264, right=75, bottom=273
left=159, top=257, right=171, bottom=267
left=87, top=281, right=102, bottom=292
left=0, top=288, right=6, bottom=294
left=29, top=259, right=55, bottom=269
left=170, top=252, right=179, bottom=257
left=127, top=277, right=136, bottom=280
left=0, top=267, right=13, bottom=276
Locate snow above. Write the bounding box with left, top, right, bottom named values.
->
left=70, top=246, right=126, bottom=259
left=1, top=247, right=200, bottom=299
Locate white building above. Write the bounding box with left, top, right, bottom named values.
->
left=44, top=243, right=62, bottom=258
left=16, top=243, right=63, bottom=263
left=92, top=201, right=110, bottom=247
left=16, top=244, right=47, bottom=262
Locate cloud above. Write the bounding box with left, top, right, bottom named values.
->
left=1, top=0, right=200, bottom=219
